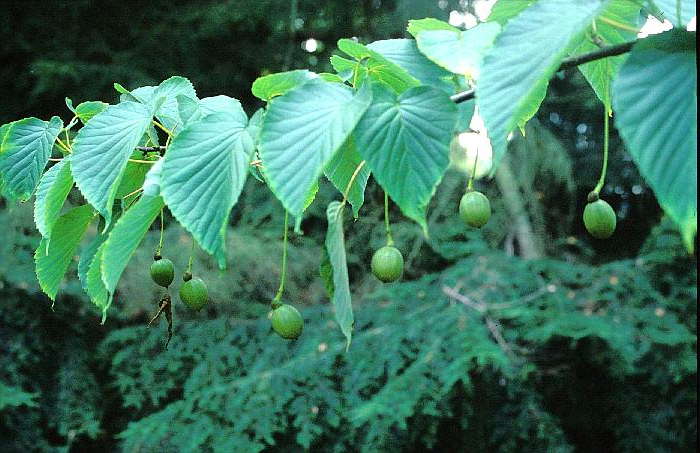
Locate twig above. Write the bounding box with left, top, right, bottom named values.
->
left=136, top=146, right=167, bottom=152
left=450, top=40, right=637, bottom=104
left=442, top=285, right=520, bottom=361
left=442, top=285, right=486, bottom=312
left=486, top=286, right=548, bottom=310
left=484, top=317, right=517, bottom=360
left=148, top=293, right=173, bottom=350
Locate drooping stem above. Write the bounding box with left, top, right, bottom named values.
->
left=124, top=192, right=142, bottom=211
left=272, top=210, right=289, bottom=308
left=186, top=239, right=195, bottom=274
left=156, top=209, right=164, bottom=254
left=597, top=15, right=640, bottom=33
left=152, top=120, right=173, bottom=137
left=384, top=192, right=394, bottom=246
left=341, top=160, right=366, bottom=206
left=467, top=144, right=480, bottom=191
left=55, top=137, right=71, bottom=153
left=593, top=101, right=610, bottom=194
left=122, top=187, right=143, bottom=201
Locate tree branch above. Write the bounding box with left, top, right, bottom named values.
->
left=450, top=40, right=637, bottom=104
left=136, top=146, right=166, bottom=152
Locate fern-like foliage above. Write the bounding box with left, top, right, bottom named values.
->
left=98, top=219, right=696, bottom=452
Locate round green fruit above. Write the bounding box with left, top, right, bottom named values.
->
left=179, top=277, right=209, bottom=310
left=583, top=199, right=616, bottom=239
left=150, top=258, right=174, bottom=287
left=459, top=191, right=491, bottom=228
left=371, top=246, right=404, bottom=283
left=270, top=304, right=304, bottom=340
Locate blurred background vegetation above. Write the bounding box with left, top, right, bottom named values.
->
left=0, top=0, right=696, bottom=451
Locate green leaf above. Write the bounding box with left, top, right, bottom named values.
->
left=75, top=101, right=109, bottom=124
left=65, top=97, right=76, bottom=114
left=118, top=78, right=197, bottom=135
left=324, top=136, right=370, bottom=218
left=34, top=205, right=94, bottom=301
left=114, top=82, right=133, bottom=96
left=0, top=116, right=63, bottom=201
left=86, top=241, right=110, bottom=319
left=294, top=182, right=320, bottom=234
left=200, top=96, right=247, bottom=122
left=413, top=22, right=501, bottom=79
left=177, top=95, right=247, bottom=127
left=318, top=73, right=345, bottom=83
left=487, top=0, right=538, bottom=24
left=354, top=84, right=457, bottom=232
left=571, top=0, right=642, bottom=110
left=0, top=122, right=13, bottom=151
left=114, top=153, right=151, bottom=199
left=330, top=55, right=368, bottom=82
left=612, top=30, right=697, bottom=250
left=177, top=95, right=202, bottom=125
left=366, top=39, right=454, bottom=93
left=118, top=85, right=157, bottom=104
left=71, top=101, right=152, bottom=227
left=162, top=112, right=255, bottom=269
left=337, top=39, right=420, bottom=94
left=246, top=108, right=265, bottom=147
left=251, top=70, right=317, bottom=101
left=259, top=79, right=372, bottom=216
left=456, top=100, right=476, bottom=132
left=477, top=0, right=609, bottom=169
left=102, top=195, right=165, bottom=297
left=319, top=249, right=334, bottom=299
left=407, top=18, right=458, bottom=35
left=78, top=226, right=108, bottom=298
left=651, top=0, right=695, bottom=26
left=33, top=158, right=74, bottom=241
left=324, top=201, right=353, bottom=349
left=143, top=158, right=163, bottom=197
left=152, top=76, right=198, bottom=134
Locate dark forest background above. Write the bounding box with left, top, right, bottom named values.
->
left=0, top=1, right=696, bottom=451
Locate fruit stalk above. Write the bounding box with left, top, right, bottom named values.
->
left=593, top=99, right=610, bottom=195
left=467, top=142, right=480, bottom=191
left=156, top=209, right=164, bottom=255
left=272, top=210, right=289, bottom=308
left=384, top=192, right=394, bottom=246
left=341, top=160, right=366, bottom=205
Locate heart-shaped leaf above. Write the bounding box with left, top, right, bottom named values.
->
left=354, top=83, right=457, bottom=231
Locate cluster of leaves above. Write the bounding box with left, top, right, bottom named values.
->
left=80, top=222, right=700, bottom=450
left=0, top=288, right=104, bottom=452
left=1, top=173, right=696, bottom=451
left=0, top=1, right=696, bottom=348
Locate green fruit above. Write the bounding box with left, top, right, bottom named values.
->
left=371, top=246, right=404, bottom=283
left=459, top=191, right=491, bottom=228
left=179, top=277, right=208, bottom=310
left=270, top=304, right=304, bottom=340
left=150, top=258, right=174, bottom=287
left=583, top=199, right=616, bottom=239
